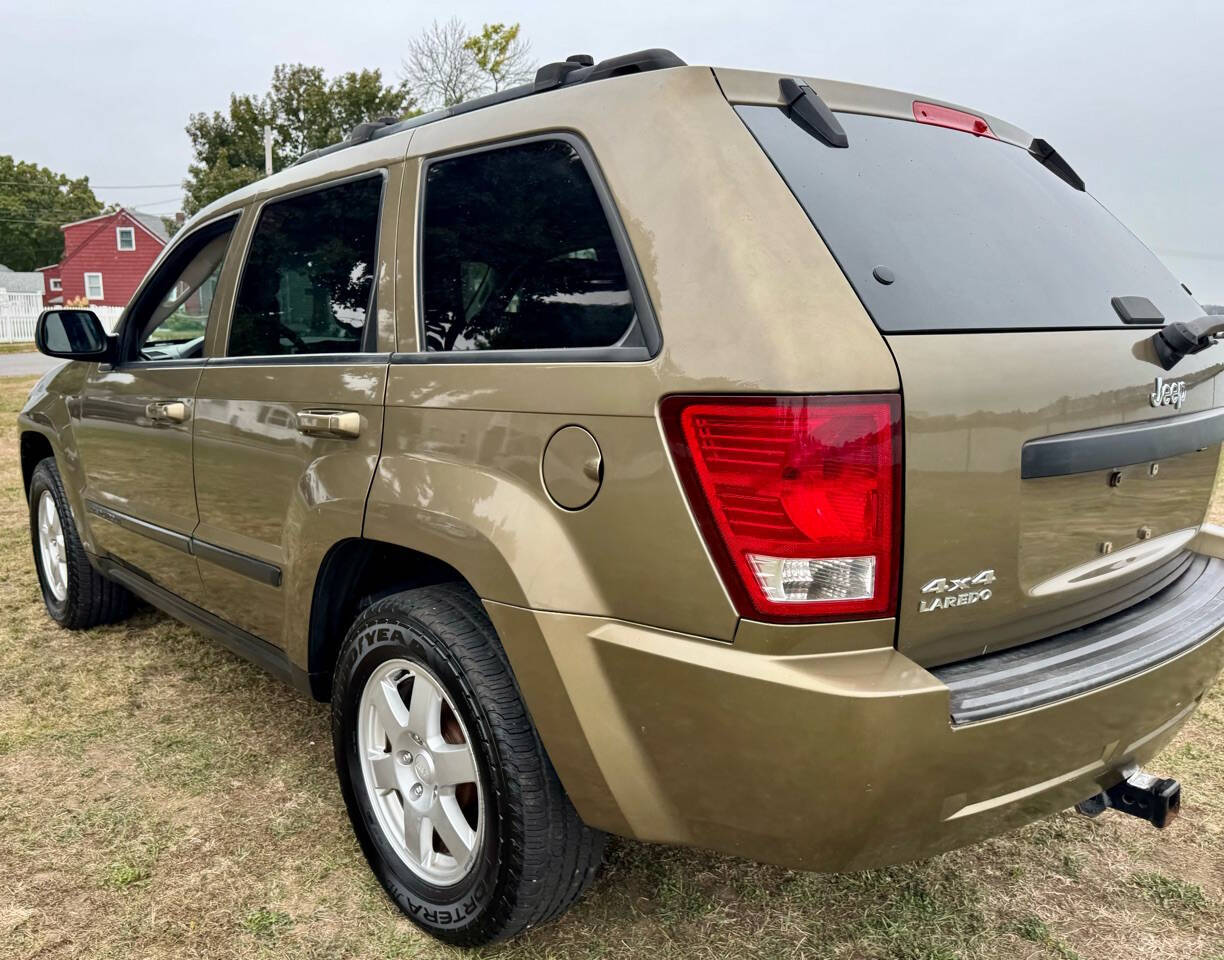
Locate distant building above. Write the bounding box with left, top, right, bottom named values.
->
left=37, top=208, right=168, bottom=307
left=0, top=263, right=46, bottom=297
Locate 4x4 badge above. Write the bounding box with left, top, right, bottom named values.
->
left=919, top=569, right=996, bottom=613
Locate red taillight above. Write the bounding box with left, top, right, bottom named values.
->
left=661, top=395, right=901, bottom=623
left=912, top=100, right=996, bottom=138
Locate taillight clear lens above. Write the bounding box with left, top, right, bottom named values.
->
left=661, top=395, right=901, bottom=622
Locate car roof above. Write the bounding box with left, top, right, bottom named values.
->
left=713, top=66, right=1032, bottom=147
left=187, top=49, right=1035, bottom=230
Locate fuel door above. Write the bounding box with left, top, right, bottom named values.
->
left=542, top=425, right=603, bottom=510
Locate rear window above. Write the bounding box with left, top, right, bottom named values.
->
left=736, top=105, right=1199, bottom=332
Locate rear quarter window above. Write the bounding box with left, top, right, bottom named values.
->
left=736, top=105, right=1199, bottom=332
left=419, top=137, right=646, bottom=354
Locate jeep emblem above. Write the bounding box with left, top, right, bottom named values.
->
left=1150, top=377, right=1186, bottom=410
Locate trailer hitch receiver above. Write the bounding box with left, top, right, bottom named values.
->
left=1075, top=768, right=1181, bottom=829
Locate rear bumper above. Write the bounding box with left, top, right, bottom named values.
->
left=486, top=573, right=1224, bottom=871
left=933, top=553, right=1224, bottom=723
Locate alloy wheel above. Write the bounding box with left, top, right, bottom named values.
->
left=357, top=657, right=483, bottom=886
left=37, top=491, right=68, bottom=602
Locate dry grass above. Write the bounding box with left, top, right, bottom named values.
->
left=1, top=371, right=1223, bottom=959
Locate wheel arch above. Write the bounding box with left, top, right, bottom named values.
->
left=19, top=429, right=54, bottom=495
left=18, top=422, right=100, bottom=556
left=305, top=535, right=632, bottom=837
left=306, top=537, right=470, bottom=700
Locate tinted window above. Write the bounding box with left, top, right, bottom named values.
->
left=123, top=216, right=236, bottom=362
left=421, top=139, right=637, bottom=352
left=229, top=176, right=382, bottom=357
left=737, top=106, right=1200, bottom=332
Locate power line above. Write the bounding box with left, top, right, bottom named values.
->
left=3, top=196, right=183, bottom=218
left=0, top=180, right=180, bottom=189
left=0, top=216, right=67, bottom=225
left=93, top=182, right=181, bottom=189
left=0, top=202, right=182, bottom=225
left=130, top=197, right=183, bottom=209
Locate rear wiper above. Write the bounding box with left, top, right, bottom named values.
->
left=779, top=78, right=848, bottom=148
left=1151, top=315, right=1224, bottom=370
left=1029, top=138, right=1085, bottom=191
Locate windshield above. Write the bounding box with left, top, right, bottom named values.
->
left=736, top=105, right=1200, bottom=332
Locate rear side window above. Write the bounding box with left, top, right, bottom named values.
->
left=420, top=138, right=640, bottom=353
left=229, top=175, right=383, bottom=357
left=737, top=105, right=1199, bottom=332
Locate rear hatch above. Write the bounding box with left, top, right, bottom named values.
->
left=730, top=77, right=1224, bottom=666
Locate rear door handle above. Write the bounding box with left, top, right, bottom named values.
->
left=297, top=409, right=362, bottom=438
left=146, top=400, right=188, bottom=423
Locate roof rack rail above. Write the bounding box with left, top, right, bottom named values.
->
left=293, top=114, right=417, bottom=168
left=292, top=48, right=685, bottom=167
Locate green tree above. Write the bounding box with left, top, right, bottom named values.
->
left=0, top=156, right=102, bottom=271
left=183, top=66, right=416, bottom=215
left=403, top=19, right=536, bottom=109
left=464, top=23, right=534, bottom=93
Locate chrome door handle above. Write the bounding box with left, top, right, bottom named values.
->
left=146, top=400, right=188, bottom=423
left=297, top=409, right=361, bottom=439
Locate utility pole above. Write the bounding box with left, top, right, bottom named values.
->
left=264, top=125, right=274, bottom=176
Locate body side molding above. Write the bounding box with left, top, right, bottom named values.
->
left=85, top=499, right=282, bottom=587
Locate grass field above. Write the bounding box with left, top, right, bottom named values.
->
left=1, top=371, right=1223, bottom=959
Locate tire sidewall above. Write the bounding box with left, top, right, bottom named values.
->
left=332, top=613, right=506, bottom=937
left=28, top=462, right=73, bottom=623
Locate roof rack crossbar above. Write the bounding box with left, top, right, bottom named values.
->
left=292, top=48, right=685, bottom=167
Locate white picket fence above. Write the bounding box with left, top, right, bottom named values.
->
left=0, top=292, right=124, bottom=342
left=0, top=292, right=42, bottom=342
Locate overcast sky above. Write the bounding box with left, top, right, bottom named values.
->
left=3, top=0, right=1221, bottom=300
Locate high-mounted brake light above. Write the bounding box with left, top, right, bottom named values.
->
left=661, top=395, right=901, bottom=623
left=912, top=100, right=996, bottom=138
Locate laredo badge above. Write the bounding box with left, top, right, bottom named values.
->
left=919, top=569, right=996, bottom=613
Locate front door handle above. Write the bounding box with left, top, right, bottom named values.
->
left=146, top=400, right=188, bottom=423
left=297, top=409, right=362, bottom=439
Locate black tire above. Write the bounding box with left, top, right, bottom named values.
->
left=28, top=457, right=133, bottom=629
left=331, top=583, right=605, bottom=945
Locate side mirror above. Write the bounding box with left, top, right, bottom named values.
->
left=34, top=309, right=114, bottom=362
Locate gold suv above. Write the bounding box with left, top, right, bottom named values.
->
left=19, top=49, right=1224, bottom=945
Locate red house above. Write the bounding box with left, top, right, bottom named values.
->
left=38, top=208, right=168, bottom=308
